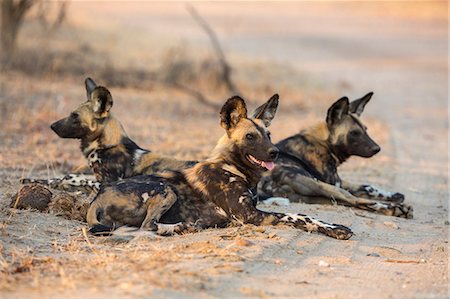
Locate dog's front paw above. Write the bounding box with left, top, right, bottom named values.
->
left=393, top=203, right=413, bottom=219
left=383, top=202, right=413, bottom=219
left=326, top=225, right=353, bottom=240
left=361, top=185, right=405, bottom=203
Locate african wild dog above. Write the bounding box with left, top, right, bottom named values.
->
left=21, top=78, right=195, bottom=192
left=87, top=95, right=354, bottom=240
left=258, top=92, right=413, bottom=218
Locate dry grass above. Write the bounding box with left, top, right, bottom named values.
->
left=0, top=213, right=292, bottom=297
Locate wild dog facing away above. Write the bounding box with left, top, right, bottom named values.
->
left=87, top=95, right=354, bottom=240
left=21, top=78, right=196, bottom=193
left=258, top=92, right=413, bottom=218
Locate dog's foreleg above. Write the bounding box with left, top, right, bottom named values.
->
left=222, top=188, right=353, bottom=240
left=277, top=212, right=353, bottom=240
left=285, top=174, right=413, bottom=218
left=341, top=180, right=405, bottom=203
left=232, top=208, right=353, bottom=240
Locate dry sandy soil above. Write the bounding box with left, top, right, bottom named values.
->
left=0, top=2, right=448, bottom=298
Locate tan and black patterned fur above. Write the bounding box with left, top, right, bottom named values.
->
left=87, top=95, right=354, bottom=240
left=21, top=78, right=195, bottom=192
left=258, top=93, right=413, bottom=218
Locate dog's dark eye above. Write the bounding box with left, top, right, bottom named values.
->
left=350, top=130, right=361, bottom=137
left=246, top=133, right=255, bottom=141
left=70, top=113, right=81, bottom=124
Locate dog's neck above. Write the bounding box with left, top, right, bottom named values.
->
left=80, top=117, right=129, bottom=157
left=207, top=134, right=264, bottom=187
left=302, top=122, right=349, bottom=166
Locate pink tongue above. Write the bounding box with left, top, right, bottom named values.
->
left=262, top=161, right=275, bottom=171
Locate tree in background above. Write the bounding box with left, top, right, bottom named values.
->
left=1, top=0, right=66, bottom=67
left=1, top=0, right=35, bottom=63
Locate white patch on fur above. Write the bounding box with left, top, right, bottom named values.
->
left=229, top=177, right=237, bottom=183
left=369, top=201, right=389, bottom=211
left=141, top=192, right=150, bottom=203
left=260, top=197, right=290, bottom=206
left=238, top=196, right=247, bottom=204
left=215, top=206, right=228, bottom=217
left=88, top=151, right=101, bottom=166
left=335, top=182, right=341, bottom=188
left=64, top=174, right=83, bottom=186
left=134, top=149, right=147, bottom=163
left=364, top=185, right=394, bottom=198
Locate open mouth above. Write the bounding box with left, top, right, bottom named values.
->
left=247, top=154, right=275, bottom=171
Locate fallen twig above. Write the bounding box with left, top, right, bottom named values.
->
left=384, top=259, right=422, bottom=264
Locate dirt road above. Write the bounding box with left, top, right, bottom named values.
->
left=188, top=2, right=449, bottom=298
left=0, top=2, right=447, bottom=298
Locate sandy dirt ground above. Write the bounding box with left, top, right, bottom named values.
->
left=0, top=2, right=448, bottom=298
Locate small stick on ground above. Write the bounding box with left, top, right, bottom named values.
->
left=384, top=259, right=422, bottom=264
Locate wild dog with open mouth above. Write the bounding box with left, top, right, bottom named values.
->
left=258, top=92, right=413, bottom=218
left=87, top=95, right=353, bottom=240
left=21, top=78, right=196, bottom=192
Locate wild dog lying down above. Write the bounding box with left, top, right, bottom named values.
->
left=21, top=78, right=195, bottom=192
left=258, top=92, right=413, bottom=218
left=87, top=95, right=353, bottom=240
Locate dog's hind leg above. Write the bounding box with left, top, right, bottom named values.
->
left=340, top=180, right=405, bottom=203
left=281, top=173, right=413, bottom=218
left=21, top=174, right=100, bottom=193
left=140, top=186, right=178, bottom=229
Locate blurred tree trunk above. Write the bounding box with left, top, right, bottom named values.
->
left=1, top=0, right=35, bottom=62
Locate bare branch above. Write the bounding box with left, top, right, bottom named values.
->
left=1, top=0, right=36, bottom=62
left=186, top=4, right=240, bottom=96
left=14, top=0, right=34, bottom=18
left=38, top=1, right=67, bottom=35
left=168, top=81, right=221, bottom=110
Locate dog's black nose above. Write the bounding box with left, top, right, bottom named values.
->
left=371, top=145, right=381, bottom=155
left=50, top=122, right=57, bottom=132
left=269, top=148, right=279, bottom=160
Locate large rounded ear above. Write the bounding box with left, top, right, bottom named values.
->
left=85, top=77, right=97, bottom=100
left=220, top=96, right=248, bottom=131
left=349, top=92, right=373, bottom=116
left=90, top=86, right=113, bottom=118
left=252, top=94, right=279, bottom=127
left=326, top=97, right=349, bottom=127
